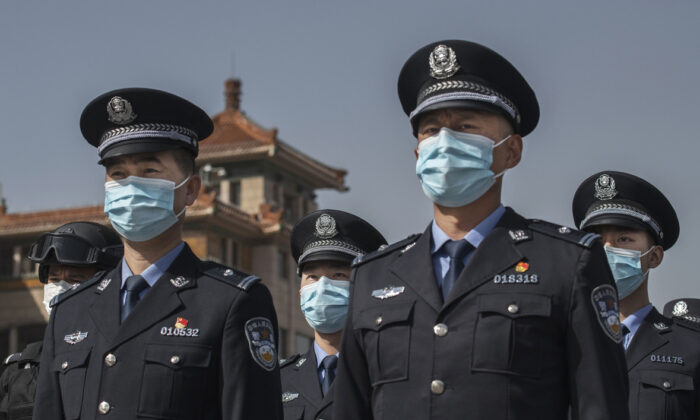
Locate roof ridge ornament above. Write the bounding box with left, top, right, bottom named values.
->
left=429, top=45, right=460, bottom=80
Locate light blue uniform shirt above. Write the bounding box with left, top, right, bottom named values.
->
left=313, top=340, right=339, bottom=386
left=120, top=241, right=185, bottom=306
left=621, top=303, right=654, bottom=350
left=431, top=205, right=505, bottom=289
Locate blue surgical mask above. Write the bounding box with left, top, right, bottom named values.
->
left=104, top=176, right=190, bottom=242
left=416, top=128, right=510, bottom=207
left=300, top=276, right=350, bottom=334
left=604, top=245, right=654, bottom=300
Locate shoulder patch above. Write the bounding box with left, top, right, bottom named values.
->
left=51, top=271, right=106, bottom=307
left=279, top=353, right=300, bottom=368
left=4, top=352, right=21, bottom=365
left=353, top=233, right=421, bottom=267
left=200, top=261, right=260, bottom=291
left=590, top=284, right=623, bottom=343
left=528, top=219, right=599, bottom=248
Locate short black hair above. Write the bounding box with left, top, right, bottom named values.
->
left=172, top=148, right=196, bottom=175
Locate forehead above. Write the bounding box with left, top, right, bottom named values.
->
left=590, top=225, right=649, bottom=237
left=103, top=150, right=175, bottom=168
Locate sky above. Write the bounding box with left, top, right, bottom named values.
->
left=0, top=0, right=698, bottom=307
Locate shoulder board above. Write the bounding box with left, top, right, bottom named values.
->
left=673, top=317, right=700, bottom=332
left=200, top=261, right=260, bottom=291
left=528, top=219, right=599, bottom=248
left=353, top=234, right=421, bottom=267
left=279, top=353, right=300, bottom=368
left=50, top=271, right=106, bottom=308
left=4, top=352, right=21, bottom=365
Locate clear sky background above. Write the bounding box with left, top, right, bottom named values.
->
left=0, top=1, right=698, bottom=308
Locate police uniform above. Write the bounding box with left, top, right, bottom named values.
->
left=33, top=89, right=282, bottom=420
left=281, top=210, right=386, bottom=420
left=0, top=342, right=42, bottom=420
left=574, top=171, right=700, bottom=420
left=333, top=40, right=629, bottom=420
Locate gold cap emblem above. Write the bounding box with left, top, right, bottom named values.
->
left=106, top=96, right=137, bottom=125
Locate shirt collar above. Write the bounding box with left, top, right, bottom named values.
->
left=621, top=303, right=654, bottom=336
left=313, top=340, right=339, bottom=369
left=121, top=242, right=185, bottom=289
left=431, top=204, right=505, bottom=254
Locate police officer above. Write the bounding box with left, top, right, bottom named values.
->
left=332, top=40, right=629, bottom=420
left=0, top=221, right=122, bottom=420
left=33, top=88, right=283, bottom=419
left=573, top=170, right=700, bottom=419
left=281, top=210, right=386, bottom=420
left=664, top=298, right=700, bottom=323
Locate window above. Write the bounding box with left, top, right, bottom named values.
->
left=278, top=250, right=289, bottom=279
left=294, top=333, right=313, bottom=354
left=231, top=181, right=241, bottom=206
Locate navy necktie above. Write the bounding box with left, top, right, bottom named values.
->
left=441, top=240, right=474, bottom=299
left=622, top=324, right=632, bottom=350
left=121, top=275, right=149, bottom=323
left=320, top=355, right=338, bottom=396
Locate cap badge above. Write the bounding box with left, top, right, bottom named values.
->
left=673, top=300, right=689, bottom=317
left=429, top=44, right=460, bottom=80
left=106, top=96, right=137, bottom=125
left=315, top=213, right=338, bottom=239
left=594, top=174, right=617, bottom=200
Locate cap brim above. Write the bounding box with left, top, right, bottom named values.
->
left=409, top=100, right=515, bottom=134
left=581, top=215, right=656, bottom=238
left=298, top=250, right=356, bottom=267
left=98, top=139, right=192, bottom=164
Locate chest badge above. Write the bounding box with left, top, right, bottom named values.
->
left=515, top=262, right=529, bottom=273
left=64, top=331, right=88, bottom=345
left=175, top=317, right=188, bottom=329
left=282, top=392, right=299, bottom=403
left=590, top=285, right=622, bottom=343
left=371, top=286, right=405, bottom=300
left=160, top=318, right=199, bottom=337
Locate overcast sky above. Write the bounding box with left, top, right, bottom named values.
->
left=1, top=0, right=698, bottom=307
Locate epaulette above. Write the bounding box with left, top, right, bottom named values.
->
left=528, top=219, right=599, bottom=248
left=200, top=261, right=260, bottom=291
left=352, top=233, right=421, bottom=267
left=279, top=353, right=300, bottom=368
left=50, top=271, right=106, bottom=308
left=673, top=317, right=700, bottom=332
left=3, top=352, right=21, bottom=365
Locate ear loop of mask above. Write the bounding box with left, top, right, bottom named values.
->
left=492, top=135, right=512, bottom=179
left=174, top=176, right=191, bottom=218
left=639, top=245, right=657, bottom=277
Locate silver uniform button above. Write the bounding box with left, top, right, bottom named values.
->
left=375, top=316, right=383, bottom=326
left=433, top=323, right=448, bottom=337
left=663, top=381, right=672, bottom=389
left=430, top=380, right=445, bottom=395
left=170, top=355, right=181, bottom=365
left=98, top=401, right=110, bottom=414
left=61, top=361, right=68, bottom=370
left=507, top=304, right=519, bottom=314
left=105, top=354, right=116, bottom=367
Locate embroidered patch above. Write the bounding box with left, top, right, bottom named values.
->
left=591, top=285, right=622, bottom=343
left=371, top=286, right=405, bottom=300
left=493, top=273, right=539, bottom=284
left=650, top=354, right=684, bottom=365
left=245, top=317, right=277, bottom=371
left=282, top=392, right=299, bottom=403
left=64, top=331, right=88, bottom=345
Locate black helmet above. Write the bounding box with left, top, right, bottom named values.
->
left=28, top=221, right=123, bottom=283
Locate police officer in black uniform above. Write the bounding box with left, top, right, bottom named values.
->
left=33, top=88, right=283, bottom=420
left=664, top=298, right=700, bottom=323
left=281, top=210, right=386, bottom=420
left=573, top=170, right=700, bottom=419
left=332, top=40, right=630, bottom=420
left=0, top=221, right=122, bottom=420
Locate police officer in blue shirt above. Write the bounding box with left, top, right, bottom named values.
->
left=332, top=40, right=629, bottom=420
left=573, top=171, right=700, bottom=419
left=33, top=88, right=282, bottom=420
left=281, top=210, right=386, bottom=420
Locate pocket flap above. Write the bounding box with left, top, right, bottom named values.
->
left=51, top=348, right=92, bottom=373
left=356, top=301, right=414, bottom=331
left=144, top=343, right=212, bottom=369
left=638, top=370, right=695, bottom=392
left=478, top=293, right=551, bottom=318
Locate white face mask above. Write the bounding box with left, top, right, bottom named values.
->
left=43, top=281, right=75, bottom=315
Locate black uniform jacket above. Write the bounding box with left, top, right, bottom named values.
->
left=280, top=348, right=334, bottom=420
left=0, top=341, right=42, bottom=420
left=33, top=244, right=283, bottom=420
left=626, top=308, right=700, bottom=420
left=332, top=208, right=630, bottom=420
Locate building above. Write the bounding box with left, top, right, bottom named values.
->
left=0, top=79, right=347, bottom=358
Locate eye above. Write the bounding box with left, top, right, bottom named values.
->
left=419, top=126, right=440, bottom=136
left=143, top=167, right=160, bottom=174
left=333, top=272, right=349, bottom=279
left=108, top=170, right=125, bottom=179
left=457, top=124, right=476, bottom=131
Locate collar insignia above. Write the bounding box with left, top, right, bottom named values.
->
left=371, top=286, right=405, bottom=300
left=97, top=278, right=112, bottom=292
left=594, top=174, right=618, bottom=200
left=429, top=44, right=460, bottom=79
left=673, top=300, right=689, bottom=317
left=295, top=357, right=306, bottom=368
left=64, top=331, right=88, bottom=345
left=282, top=392, right=299, bottom=403
left=315, top=213, right=338, bottom=239
left=106, top=96, right=137, bottom=125
left=654, top=322, right=669, bottom=330
left=508, top=230, right=530, bottom=242
left=401, top=242, right=417, bottom=253
left=170, top=276, right=189, bottom=288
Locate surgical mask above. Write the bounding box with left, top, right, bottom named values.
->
left=300, top=276, right=350, bottom=334
left=43, top=281, right=74, bottom=315
left=104, top=176, right=189, bottom=242
left=416, top=128, right=510, bottom=207
left=604, top=245, right=654, bottom=300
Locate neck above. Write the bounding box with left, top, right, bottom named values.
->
left=123, top=223, right=183, bottom=275
left=314, top=330, right=342, bottom=355
left=619, top=280, right=651, bottom=322
left=433, top=186, right=501, bottom=240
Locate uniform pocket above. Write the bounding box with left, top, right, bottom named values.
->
left=51, top=348, right=92, bottom=420
left=356, top=301, right=414, bottom=386
left=636, top=370, right=695, bottom=420
left=471, top=293, right=551, bottom=377
left=137, top=343, right=212, bottom=419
